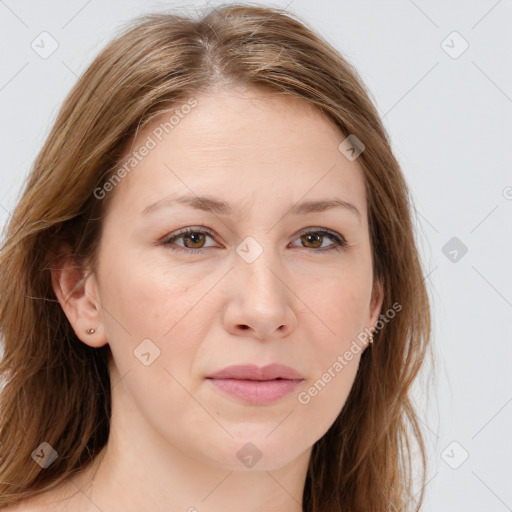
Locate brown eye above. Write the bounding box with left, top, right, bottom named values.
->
left=163, top=227, right=347, bottom=255
left=301, top=233, right=323, bottom=248
left=163, top=227, right=217, bottom=254
left=291, top=229, right=347, bottom=251
left=181, top=232, right=207, bottom=249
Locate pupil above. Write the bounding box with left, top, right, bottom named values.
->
left=186, top=233, right=204, bottom=247
left=304, top=234, right=321, bottom=248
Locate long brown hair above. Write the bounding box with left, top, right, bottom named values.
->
left=0, top=4, right=432, bottom=510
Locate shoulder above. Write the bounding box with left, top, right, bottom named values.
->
left=1, top=497, right=45, bottom=511
left=2, top=496, right=60, bottom=512
left=1, top=461, right=98, bottom=512
left=1, top=483, right=85, bottom=512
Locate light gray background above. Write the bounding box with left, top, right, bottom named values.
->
left=1, top=1, right=511, bottom=511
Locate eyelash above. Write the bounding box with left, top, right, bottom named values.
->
left=161, top=226, right=347, bottom=254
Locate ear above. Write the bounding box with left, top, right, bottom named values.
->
left=50, top=243, right=108, bottom=348
left=367, top=277, right=385, bottom=340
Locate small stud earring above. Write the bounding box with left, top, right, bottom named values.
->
left=369, top=333, right=374, bottom=344
left=86, top=328, right=96, bottom=335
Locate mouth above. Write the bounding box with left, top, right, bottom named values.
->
left=205, top=364, right=305, bottom=405
left=206, top=377, right=304, bottom=405
left=206, top=363, right=304, bottom=381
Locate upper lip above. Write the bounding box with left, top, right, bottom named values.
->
left=207, top=364, right=304, bottom=381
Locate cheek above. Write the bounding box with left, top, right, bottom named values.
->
left=302, top=273, right=371, bottom=351
left=98, top=244, right=204, bottom=334
left=296, top=345, right=363, bottom=444
left=293, top=275, right=369, bottom=422
left=95, top=248, right=212, bottom=386
left=286, top=272, right=370, bottom=410
left=96, top=253, right=209, bottom=424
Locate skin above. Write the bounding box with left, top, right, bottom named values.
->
left=11, top=85, right=383, bottom=511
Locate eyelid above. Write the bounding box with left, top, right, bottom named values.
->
left=291, top=227, right=347, bottom=250
left=295, top=226, right=344, bottom=241
left=161, top=225, right=219, bottom=248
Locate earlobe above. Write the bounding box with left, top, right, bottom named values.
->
left=50, top=247, right=107, bottom=348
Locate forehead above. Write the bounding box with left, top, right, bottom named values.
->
left=105, top=86, right=368, bottom=222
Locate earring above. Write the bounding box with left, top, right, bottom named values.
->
left=369, top=333, right=374, bottom=344
left=86, top=328, right=96, bottom=335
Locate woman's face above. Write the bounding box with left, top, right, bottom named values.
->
left=81, top=86, right=383, bottom=470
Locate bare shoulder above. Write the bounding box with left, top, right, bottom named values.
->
left=1, top=495, right=51, bottom=511
left=2, top=495, right=66, bottom=512
left=1, top=498, right=40, bottom=511
left=1, top=459, right=100, bottom=512
left=1, top=494, right=48, bottom=512
left=1, top=482, right=86, bottom=512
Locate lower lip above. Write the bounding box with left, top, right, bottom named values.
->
left=207, top=378, right=303, bottom=405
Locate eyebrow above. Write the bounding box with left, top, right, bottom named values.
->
left=141, top=194, right=362, bottom=222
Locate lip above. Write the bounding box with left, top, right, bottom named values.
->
left=206, top=364, right=305, bottom=405
left=207, top=363, right=304, bottom=380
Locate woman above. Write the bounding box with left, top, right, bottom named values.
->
left=0, top=4, right=432, bottom=511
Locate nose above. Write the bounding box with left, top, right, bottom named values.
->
left=222, top=250, right=297, bottom=341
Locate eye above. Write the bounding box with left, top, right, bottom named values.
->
left=162, top=226, right=218, bottom=254
left=161, top=226, right=347, bottom=254
left=290, top=228, right=347, bottom=252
